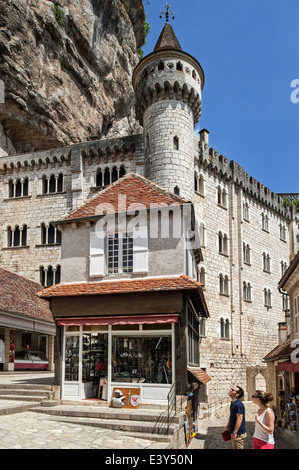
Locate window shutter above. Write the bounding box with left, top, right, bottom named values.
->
left=133, top=226, right=148, bottom=273
left=90, top=231, right=105, bottom=276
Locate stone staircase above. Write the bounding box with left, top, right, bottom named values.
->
left=0, top=383, right=55, bottom=403
left=29, top=403, right=185, bottom=446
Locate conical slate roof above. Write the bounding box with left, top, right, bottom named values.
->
left=154, top=23, right=182, bottom=52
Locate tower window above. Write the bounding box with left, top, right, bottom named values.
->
left=176, top=62, right=183, bottom=71
left=174, top=186, right=180, bottom=195
left=173, top=136, right=179, bottom=150
left=158, top=61, right=164, bottom=71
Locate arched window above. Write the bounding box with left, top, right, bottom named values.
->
left=264, top=288, right=272, bottom=307
left=243, top=243, right=251, bottom=265
left=40, top=266, right=61, bottom=287
left=104, top=168, right=110, bottom=187
left=41, top=223, right=61, bottom=245
left=219, top=232, right=228, bottom=255
left=112, top=166, right=118, bottom=183
left=96, top=169, right=103, bottom=187
left=119, top=165, right=126, bottom=178
left=243, top=282, right=252, bottom=302
left=158, top=61, right=164, bottom=71
left=176, top=61, right=183, bottom=71
left=220, top=318, right=230, bottom=340
left=8, top=178, right=29, bottom=198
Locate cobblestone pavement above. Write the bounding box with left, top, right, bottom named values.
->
left=0, top=406, right=163, bottom=449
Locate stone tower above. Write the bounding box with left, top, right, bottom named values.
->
left=132, top=22, right=204, bottom=201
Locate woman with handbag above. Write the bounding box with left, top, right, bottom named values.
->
left=252, top=390, right=275, bottom=449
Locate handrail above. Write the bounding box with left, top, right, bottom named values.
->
left=207, top=396, right=231, bottom=418
left=167, top=380, right=182, bottom=435
left=152, top=380, right=183, bottom=436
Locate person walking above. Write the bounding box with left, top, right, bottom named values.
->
left=224, top=385, right=247, bottom=449
left=252, top=390, right=275, bottom=449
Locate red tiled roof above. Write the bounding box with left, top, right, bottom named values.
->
left=37, top=275, right=203, bottom=299
left=188, top=367, right=212, bottom=385
left=0, top=268, right=54, bottom=323
left=263, top=336, right=294, bottom=362
left=58, top=173, right=190, bottom=223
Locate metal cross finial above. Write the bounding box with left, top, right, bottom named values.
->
left=160, top=3, right=175, bottom=23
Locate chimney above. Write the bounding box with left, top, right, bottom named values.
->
left=278, top=322, right=287, bottom=344
left=199, top=129, right=209, bottom=148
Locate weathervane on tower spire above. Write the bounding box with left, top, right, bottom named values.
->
left=159, top=3, right=175, bottom=23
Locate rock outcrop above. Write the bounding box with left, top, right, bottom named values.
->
left=0, top=0, right=145, bottom=155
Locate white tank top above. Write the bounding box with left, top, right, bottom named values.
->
left=253, top=407, right=275, bottom=444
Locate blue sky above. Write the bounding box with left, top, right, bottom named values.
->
left=143, top=0, right=299, bottom=194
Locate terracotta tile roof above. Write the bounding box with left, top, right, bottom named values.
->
left=0, top=268, right=54, bottom=323
left=188, top=367, right=212, bottom=385
left=57, top=173, right=190, bottom=223
left=263, top=336, right=295, bottom=362
left=37, top=274, right=202, bottom=299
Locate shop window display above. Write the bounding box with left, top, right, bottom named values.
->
left=65, top=335, right=79, bottom=381
left=112, top=335, right=172, bottom=384
left=82, top=333, right=108, bottom=383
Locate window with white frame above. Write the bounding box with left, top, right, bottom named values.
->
left=107, top=232, right=133, bottom=274
left=90, top=226, right=148, bottom=277
left=294, top=295, right=299, bottom=333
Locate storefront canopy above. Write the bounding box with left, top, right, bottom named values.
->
left=188, top=366, right=211, bottom=385
left=56, top=314, right=178, bottom=327
left=277, top=361, right=299, bottom=373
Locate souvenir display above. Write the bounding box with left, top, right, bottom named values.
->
left=112, top=335, right=172, bottom=384
left=82, top=333, right=108, bottom=384
left=64, top=335, right=79, bottom=381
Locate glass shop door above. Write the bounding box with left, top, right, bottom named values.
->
left=82, top=332, right=108, bottom=399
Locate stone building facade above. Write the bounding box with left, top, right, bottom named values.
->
left=0, top=22, right=296, bottom=402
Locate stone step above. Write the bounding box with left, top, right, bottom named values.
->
left=30, top=405, right=181, bottom=424
left=0, top=401, right=42, bottom=416
left=38, top=413, right=179, bottom=437
left=0, top=384, right=53, bottom=391
left=0, top=389, right=53, bottom=398
left=29, top=405, right=182, bottom=437
left=0, top=395, right=50, bottom=402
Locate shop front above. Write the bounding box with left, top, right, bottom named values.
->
left=58, top=315, right=176, bottom=404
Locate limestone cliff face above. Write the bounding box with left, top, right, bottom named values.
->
left=0, top=0, right=145, bottom=155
